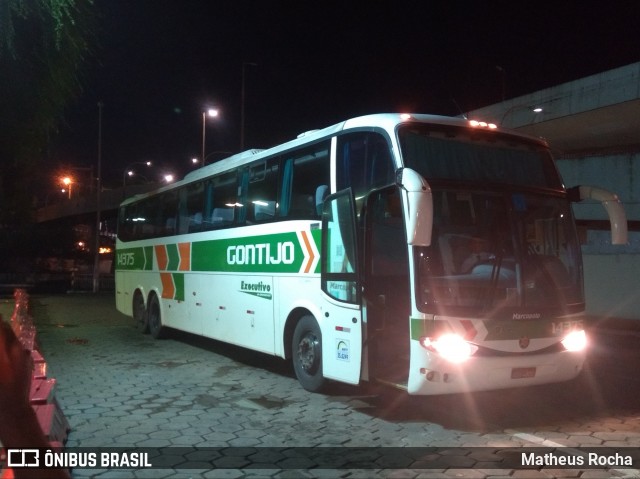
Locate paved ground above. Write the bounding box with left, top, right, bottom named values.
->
left=3, top=293, right=640, bottom=478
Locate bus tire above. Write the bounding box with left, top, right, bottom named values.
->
left=147, top=294, right=167, bottom=339
left=133, top=291, right=149, bottom=333
left=292, top=315, right=325, bottom=392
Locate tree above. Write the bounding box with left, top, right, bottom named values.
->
left=0, top=0, right=95, bottom=224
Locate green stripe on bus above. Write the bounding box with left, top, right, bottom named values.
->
left=482, top=319, right=561, bottom=340
left=173, top=273, right=185, bottom=301
left=143, top=246, right=153, bottom=270
left=116, top=247, right=154, bottom=271
left=117, top=230, right=322, bottom=274
left=410, top=317, right=567, bottom=341
left=166, top=243, right=180, bottom=271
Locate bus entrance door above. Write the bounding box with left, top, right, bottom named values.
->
left=365, top=186, right=411, bottom=389
left=320, top=189, right=363, bottom=385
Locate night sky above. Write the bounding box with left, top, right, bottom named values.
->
left=51, top=0, right=640, bottom=187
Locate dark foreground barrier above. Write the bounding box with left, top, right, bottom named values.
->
left=1, top=289, right=70, bottom=466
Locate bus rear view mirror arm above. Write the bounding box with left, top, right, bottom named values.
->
left=568, top=185, right=628, bottom=245
left=396, top=167, right=433, bottom=247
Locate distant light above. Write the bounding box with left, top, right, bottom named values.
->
left=400, top=113, right=412, bottom=120
left=99, top=247, right=112, bottom=254
left=207, top=108, right=219, bottom=117
left=532, top=107, right=543, bottom=113
left=191, top=158, right=199, bottom=164
left=164, top=174, right=174, bottom=183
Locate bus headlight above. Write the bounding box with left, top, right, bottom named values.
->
left=420, top=334, right=478, bottom=363
left=561, top=330, right=587, bottom=352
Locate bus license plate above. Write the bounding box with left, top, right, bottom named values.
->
left=511, top=367, right=536, bottom=379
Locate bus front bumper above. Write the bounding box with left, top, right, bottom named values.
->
left=407, top=340, right=586, bottom=395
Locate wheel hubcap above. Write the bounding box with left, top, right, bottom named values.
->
left=298, top=333, right=318, bottom=373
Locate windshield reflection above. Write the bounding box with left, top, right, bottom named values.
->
left=416, top=190, right=583, bottom=315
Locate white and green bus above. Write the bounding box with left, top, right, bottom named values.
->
left=115, top=113, right=627, bottom=395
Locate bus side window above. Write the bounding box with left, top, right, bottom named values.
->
left=118, top=204, right=135, bottom=241
left=337, top=132, right=394, bottom=211
left=179, top=181, right=205, bottom=234
left=206, top=171, right=238, bottom=229
left=281, top=141, right=330, bottom=219
left=246, top=158, right=279, bottom=222
left=160, top=190, right=178, bottom=236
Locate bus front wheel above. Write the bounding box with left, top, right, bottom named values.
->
left=292, top=315, right=325, bottom=392
left=147, top=294, right=167, bottom=339
left=133, top=291, right=149, bottom=333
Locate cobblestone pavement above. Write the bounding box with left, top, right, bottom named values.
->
left=11, top=294, right=640, bottom=478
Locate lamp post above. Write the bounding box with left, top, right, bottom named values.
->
left=93, top=100, right=103, bottom=294
left=240, top=62, right=257, bottom=151
left=201, top=108, right=219, bottom=166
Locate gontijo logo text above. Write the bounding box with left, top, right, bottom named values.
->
left=227, top=241, right=294, bottom=265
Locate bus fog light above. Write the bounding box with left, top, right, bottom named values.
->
left=420, top=334, right=477, bottom=363
left=561, top=330, right=587, bottom=352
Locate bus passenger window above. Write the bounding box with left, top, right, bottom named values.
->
left=246, top=158, right=279, bottom=222
left=160, top=191, right=178, bottom=236
left=206, top=172, right=238, bottom=229
left=180, top=181, right=205, bottom=233
left=281, top=142, right=330, bottom=219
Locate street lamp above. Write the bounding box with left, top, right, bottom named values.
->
left=123, top=161, right=152, bottom=186
left=61, top=177, right=73, bottom=199
left=202, top=108, right=219, bottom=166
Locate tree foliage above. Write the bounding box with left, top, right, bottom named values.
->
left=0, top=0, right=95, bottom=224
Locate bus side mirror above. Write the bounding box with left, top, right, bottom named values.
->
left=396, top=167, right=433, bottom=246
left=568, top=185, right=628, bottom=245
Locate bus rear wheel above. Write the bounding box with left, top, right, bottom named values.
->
left=292, top=315, right=325, bottom=392
left=147, top=294, right=167, bottom=339
left=133, top=291, right=149, bottom=333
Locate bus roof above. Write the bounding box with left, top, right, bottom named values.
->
left=120, top=113, right=549, bottom=206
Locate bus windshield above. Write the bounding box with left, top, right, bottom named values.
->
left=399, top=125, right=583, bottom=316
left=399, top=123, right=563, bottom=190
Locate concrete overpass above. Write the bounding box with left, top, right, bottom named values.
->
left=36, top=183, right=157, bottom=224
